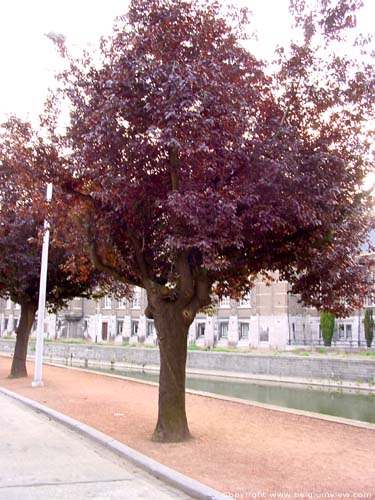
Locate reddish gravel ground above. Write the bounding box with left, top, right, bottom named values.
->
left=1, top=356, right=374, bottom=499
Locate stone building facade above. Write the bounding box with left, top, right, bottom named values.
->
left=0, top=273, right=369, bottom=348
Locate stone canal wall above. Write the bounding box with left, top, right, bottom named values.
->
left=1, top=339, right=374, bottom=386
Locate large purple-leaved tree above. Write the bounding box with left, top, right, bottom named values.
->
left=45, top=0, right=374, bottom=441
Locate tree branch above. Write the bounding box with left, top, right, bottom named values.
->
left=176, top=251, right=195, bottom=307
left=126, top=227, right=150, bottom=284
left=274, top=74, right=303, bottom=139
left=88, top=238, right=137, bottom=285
left=169, top=147, right=179, bottom=191
left=181, top=269, right=212, bottom=325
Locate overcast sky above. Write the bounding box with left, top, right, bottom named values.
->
left=0, top=0, right=374, bottom=126
left=0, top=0, right=305, bottom=123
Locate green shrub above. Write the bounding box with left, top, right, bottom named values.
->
left=320, top=312, right=335, bottom=347
left=364, top=308, right=374, bottom=348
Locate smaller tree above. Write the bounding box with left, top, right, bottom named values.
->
left=0, top=117, right=121, bottom=378
left=320, top=312, right=335, bottom=347
left=363, top=308, right=374, bottom=348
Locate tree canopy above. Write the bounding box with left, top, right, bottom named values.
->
left=43, top=0, right=375, bottom=316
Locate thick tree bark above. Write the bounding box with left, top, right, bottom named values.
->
left=9, top=302, right=37, bottom=378
left=152, top=302, right=191, bottom=442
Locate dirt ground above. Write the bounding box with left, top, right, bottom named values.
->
left=1, top=356, right=374, bottom=499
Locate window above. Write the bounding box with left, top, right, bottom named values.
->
left=132, top=287, right=141, bottom=308
left=219, top=321, right=228, bottom=339
left=365, top=296, right=375, bottom=307
left=146, top=320, right=154, bottom=337
left=219, top=297, right=230, bottom=308
left=131, top=320, right=139, bottom=336
left=4, top=318, right=8, bottom=330
left=118, top=298, right=126, bottom=309
left=365, top=273, right=375, bottom=306
left=337, top=323, right=352, bottom=340
left=239, top=322, right=249, bottom=340
left=338, top=324, right=345, bottom=339
left=13, top=319, right=18, bottom=331
left=196, top=323, right=205, bottom=338
left=259, top=328, right=269, bottom=342
left=239, top=294, right=251, bottom=308
left=104, top=296, right=112, bottom=309
left=346, top=324, right=352, bottom=340
left=117, top=320, right=124, bottom=336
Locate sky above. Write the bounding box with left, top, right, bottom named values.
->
left=0, top=0, right=374, bottom=123
left=0, top=0, right=374, bottom=191
left=0, top=0, right=297, bottom=123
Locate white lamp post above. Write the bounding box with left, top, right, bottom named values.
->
left=32, top=183, right=53, bottom=388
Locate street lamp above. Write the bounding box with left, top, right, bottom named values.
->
left=32, top=183, right=53, bottom=387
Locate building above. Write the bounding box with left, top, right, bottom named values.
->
left=0, top=271, right=370, bottom=349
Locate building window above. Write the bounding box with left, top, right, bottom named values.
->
left=338, top=324, right=345, bottom=339
left=239, top=322, right=249, bottom=340
left=4, top=318, right=8, bottom=331
left=219, top=321, right=228, bottom=339
left=118, top=298, right=126, bottom=309
left=346, top=324, right=352, bottom=340
left=365, top=296, right=373, bottom=307
left=146, top=320, right=154, bottom=337
left=196, top=322, right=205, bottom=338
left=219, top=296, right=230, bottom=308
left=259, top=328, right=269, bottom=342
left=365, top=273, right=375, bottom=307
left=117, top=320, right=124, bottom=336
left=13, top=319, right=18, bottom=331
left=131, top=320, right=139, bottom=336
left=104, top=296, right=112, bottom=309
left=132, top=287, right=141, bottom=308
left=337, top=323, right=352, bottom=340
left=239, top=294, right=251, bottom=308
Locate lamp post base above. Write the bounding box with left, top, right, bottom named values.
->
left=32, top=380, right=44, bottom=388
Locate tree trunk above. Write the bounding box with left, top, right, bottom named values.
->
left=9, top=302, right=37, bottom=378
left=152, top=302, right=191, bottom=442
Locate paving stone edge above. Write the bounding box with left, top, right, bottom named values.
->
left=0, top=387, right=232, bottom=500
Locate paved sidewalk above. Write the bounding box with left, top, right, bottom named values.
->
left=0, top=392, right=193, bottom=500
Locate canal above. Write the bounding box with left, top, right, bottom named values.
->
left=81, top=365, right=375, bottom=424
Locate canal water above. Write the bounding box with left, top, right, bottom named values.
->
left=84, top=366, right=375, bottom=424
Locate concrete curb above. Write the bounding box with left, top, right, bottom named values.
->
left=0, top=387, right=232, bottom=500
